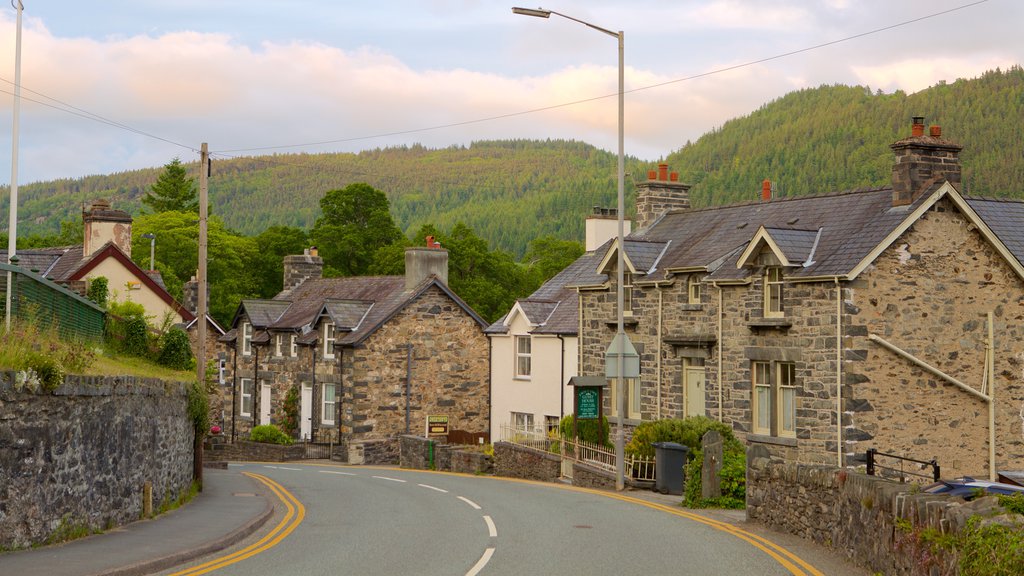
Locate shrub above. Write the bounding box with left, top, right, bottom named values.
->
left=249, top=424, right=294, bottom=445
left=559, top=414, right=611, bottom=447
left=157, top=327, right=194, bottom=370
left=187, top=380, right=209, bottom=439
left=106, top=301, right=154, bottom=358
left=280, top=387, right=300, bottom=438
left=683, top=446, right=746, bottom=509
left=626, top=416, right=742, bottom=458
left=87, top=276, right=108, bottom=308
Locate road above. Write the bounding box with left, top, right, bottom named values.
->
left=162, top=462, right=828, bottom=576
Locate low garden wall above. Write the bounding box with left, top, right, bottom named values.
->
left=0, top=373, right=194, bottom=549
left=399, top=435, right=493, bottom=474
left=746, top=445, right=1023, bottom=575
left=207, top=439, right=305, bottom=462
left=493, top=441, right=560, bottom=482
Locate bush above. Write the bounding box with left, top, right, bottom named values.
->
left=559, top=414, right=611, bottom=447
left=157, top=327, right=194, bottom=370
left=87, top=277, right=108, bottom=308
left=625, top=416, right=741, bottom=458
left=249, top=424, right=294, bottom=445
left=106, top=301, right=154, bottom=358
left=683, top=446, right=746, bottom=509
left=280, top=387, right=300, bottom=438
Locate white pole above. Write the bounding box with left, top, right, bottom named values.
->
left=614, top=30, right=626, bottom=492
left=5, top=0, right=24, bottom=332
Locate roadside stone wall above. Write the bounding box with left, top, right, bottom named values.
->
left=450, top=448, right=493, bottom=475
left=746, top=446, right=1022, bottom=575
left=0, top=373, right=194, bottom=549
left=400, top=434, right=437, bottom=469
left=572, top=461, right=616, bottom=489
left=399, top=435, right=492, bottom=473
left=493, top=441, right=560, bottom=482
left=348, top=438, right=398, bottom=465
left=208, top=439, right=305, bottom=462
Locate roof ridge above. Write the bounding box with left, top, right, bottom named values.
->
left=661, top=186, right=892, bottom=216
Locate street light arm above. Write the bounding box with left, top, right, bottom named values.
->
left=512, top=6, right=621, bottom=39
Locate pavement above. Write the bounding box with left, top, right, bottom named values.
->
left=0, top=463, right=868, bottom=576
left=0, top=468, right=272, bottom=576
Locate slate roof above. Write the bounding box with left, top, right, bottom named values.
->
left=237, top=299, right=292, bottom=328
left=965, top=197, right=1024, bottom=264
left=763, top=227, right=820, bottom=265
left=0, top=247, right=77, bottom=278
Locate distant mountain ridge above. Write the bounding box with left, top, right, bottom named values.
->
left=2, top=66, right=1021, bottom=256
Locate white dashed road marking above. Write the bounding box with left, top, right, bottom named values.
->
left=372, top=476, right=407, bottom=483
left=483, top=515, right=497, bottom=538
left=320, top=471, right=357, bottom=476
left=465, top=547, right=495, bottom=576
left=418, top=483, right=449, bottom=493
left=279, top=467, right=301, bottom=471
left=457, top=496, right=482, bottom=510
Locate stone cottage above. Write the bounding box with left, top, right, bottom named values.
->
left=218, top=242, right=490, bottom=463
left=572, top=117, right=1024, bottom=478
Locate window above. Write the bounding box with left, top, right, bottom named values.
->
left=688, top=275, right=702, bottom=305
left=321, top=383, right=336, bottom=425
left=323, top=322, right=336, bottom=359
left=609, top=377, right=642, bottom=420
left=515, top=335, right=532, bottom=378
left=545, top=415, right=560, bottom=434
left=289, top=335, right=297, bottom=357
left=240, top=378, right=253, bottom=417
left=274, top=334, right=283, bottom=357
left=764, top=267, right=784, bottom=318
left=752, top=361, right=796, bottom=438
left=512, top=412, right=534, bottom=432
left=241, top=322, right=252, bottom=356
left=623, top=272, right=634, bottom=316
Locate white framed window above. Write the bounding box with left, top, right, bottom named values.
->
left=274, top=334, right=283, bottom=357
left=545, top=415, right=560, bottom=434
left=512, top=411, right=534, bottom=432
left=688, top=275, right=702, bottom=305
left=623, top=272, right=634, bottom=316
left=752, top=361, right=797, bottom=438
left=764, top=267, right=784, bottom=318
left=515, top=335, right=532, bottom=378
left=321, top=383, right=336, bottom=425
left=240, top=378, right=254, bottom=418
left=323, top=322, right=336, bottom=359
left=289, top=335, right=297, bottom=357
left=241, top=322, right=252, bottom=356
left=609, top=378, right=642, bottom=420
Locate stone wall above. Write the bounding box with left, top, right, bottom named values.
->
left=746, top=446, right=1022, bottom=575
left=493, top=441, right=561, bottom=482
left=349, top=438, right=398, bottom=465
left=0, top=373, right=194, bottom=549
left=207, top=439, right=305, bottom=462
left=399, top=435, right=492, bottom=473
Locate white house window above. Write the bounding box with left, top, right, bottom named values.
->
left=623, top=272, right=634, bottom=316
left=512, top=412, right=534, bottom=432
left=241, top=322, right=253, bottom=356
left=545, top=415, right=560, bottom=434
left=752, top=361, right=796, bottom=438
left=289, top=335, right=297, bottom=357
left=515, top=335, right=532, bottom=378
left=688, top=275, right=702, bottom=305
left=274, top=334, right=283, bottom=357
left=323, top=322, right=336, bottom=359
left=609, top=377, right=642, bottom=420
left=764, top=267, right=784, bottom=318
left=240, top=378, right=254, bottom=418
left=321, top=383, right=336, bottom=425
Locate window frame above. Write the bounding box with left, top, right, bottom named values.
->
left=322, top=322, right=336, bottom=359
left=514, top=335, right=532, bottom=379
left=512, top=411, right=534, bottom=432
left=751, top=360, right=797, bottom=438
left=241, top=322, right=252, bottom=356
left=289, top=334, right=298, bottom=358
left=777, top=362, right=797, bottom=438
left=752, top=361, right=771, bottom=435
left=764, top=267, right=784, bottom=318
left=623, top=272, right=634, bottom=316
left=240, top=378, right=253, bottom=418
left=609, top=377, right=642, bottom=420
left=321, top=382, right=336, bottom=426
left=274, top=334, right=283, bottom=357
left=545, top=415, right=560, bottom=435
left=688, top=274, right=702, bottom=305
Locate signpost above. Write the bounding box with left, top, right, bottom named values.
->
left=426, top=415, right=449, bottom=436
left=576, top=387, right=601, bottom=420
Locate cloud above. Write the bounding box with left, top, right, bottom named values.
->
left=852, top=56, right=1021, bottom=93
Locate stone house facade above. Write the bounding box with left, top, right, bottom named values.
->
left=218, top=243, right=490, bottom=462
left=572, top=117, right=1024, bottom=478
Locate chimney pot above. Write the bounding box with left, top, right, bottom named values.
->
left=929, top=125, right=941, bottom=138
left=911, top=116, right=925, bottom=137
left=658, top=163, right=669, bottom=181
left=762, top=179, right=772, bottom=202
left=669, top=172, right=679, bottom=182
left=647, top=170, right=658, bottom=180
left=309, top=246, right=318, bottom=257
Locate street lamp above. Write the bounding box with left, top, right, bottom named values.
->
left=513, top=6, right=630, bottom=491
left=141, top=233, right=156, bottom=271
left=5, top=0, right=25, bottom=333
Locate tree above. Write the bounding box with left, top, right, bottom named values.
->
left=522, top=235, right=584, bottom=287
left=142, top=158, right=198, bottom=214
left=311, top=183, right=403, bottom=277
left=252, top=226, right=309, bottom=297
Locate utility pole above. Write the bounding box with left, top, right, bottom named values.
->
left=196, top=142, right=209, bottom=489
left=5, top=0, right=24, bottom=333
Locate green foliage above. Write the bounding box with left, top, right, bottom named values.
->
left=143, top=157, right=198, bottom=213
left=252, top=226, right=309, bottom=298
left=280, top=386, right=300, bottom=438
left=1, top=317, right=95, bottom=389
left=559, top=414, right=611, bottom=447
left=249, top=424, right=294, bottom=445
left=957, top=516, right=1024, bottom=576
left=87, top=276, right=109, bottom=308
left=625, top=416, right=742, bottom=458
left=996, top=493, right=1024, bottom=516
left=683, top=447, right=746, bottom=509
left=522, top=235, right=585, bottom=285
left=106, top=300, right=154, bottom=358
left=312, top=183, right=403, bottom=277
left=187, top=379, right=209, bottom=439
left=45, top=514, right=99, bottom=545
left=157, top=327, right=194, bottom=370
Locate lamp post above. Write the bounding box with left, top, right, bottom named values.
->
left=513, top=6, right=630, bottom=491
left=5, top=0, right=24, bottom=333
left=141, top=233, right=156, bottom=271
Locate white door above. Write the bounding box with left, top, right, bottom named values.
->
left=300, top=384, right=313, bottom=440
left=260, top=383, right=272, bottom=426
left=685, top=367, right=706, bottom=417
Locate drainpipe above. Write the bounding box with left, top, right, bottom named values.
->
left=558, top=335, right=566, bottom=421
left=337, top=347, right=344, bottom=448
left=311, top=346, right=317, bottom=441
left=988, top=311, right=996, bottom=481
left=656, top=285, right=663, bottom=420
left=406, top=343, right=413, bottom=434
left=716, top=282, right=724, bottom=421
left=231, top=344, right=238, bottom=443
left=253, top=346, right=260, bottom=426
left=835, top=278, right=843, bottom=468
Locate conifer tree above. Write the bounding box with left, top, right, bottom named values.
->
left=142, top=158, right=198, bottom=213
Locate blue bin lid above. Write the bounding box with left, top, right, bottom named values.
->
left=651, top=441, right=689, bottom=451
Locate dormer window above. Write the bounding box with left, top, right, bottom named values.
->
left=515, top=335, right=532, bottom=379
left=323, top=322, right=336, bottom=359
left=764, top=267, right=784, bottom=318
left=289, top=334, right=297, bottom=357
left=688, top=275, right=702, bottom=305
left=274, top=334, right=283, bottom=357
left=623, top=272, right=634, bottom=316
left=241, top=322, right=253, bottom=356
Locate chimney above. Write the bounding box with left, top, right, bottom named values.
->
left=405, top=237, right=448, bottom=290
left=635, top=163, right=690, bottom=229
left=761, top=179, right=772, bottom=202
left=181, top=274, right=208, bottom=316
left=82, top=199, right=133, bottom=258
left=281, top=247, right=323, bottom=297
left=891, top=116, right=962, bottom=207
left=585, top=206, right=632, bottom=252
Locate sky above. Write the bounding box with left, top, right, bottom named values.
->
left=0, top=0, right=1020, bottom=185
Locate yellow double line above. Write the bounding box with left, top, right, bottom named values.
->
left=168, top=472, right=305, bottom=576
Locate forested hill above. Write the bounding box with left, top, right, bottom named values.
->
left=667, top=66, right=1024, bottom=207
left=2, top=67, right=1022, bottom=256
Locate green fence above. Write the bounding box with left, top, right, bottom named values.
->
left=0, top=263, right=105, bottom=341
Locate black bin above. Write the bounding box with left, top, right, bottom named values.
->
left=652, top=441, right=690, bottom=495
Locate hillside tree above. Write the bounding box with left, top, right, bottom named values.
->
left=143, top=158, right=198, bottom=213
left=311, top=183, right=403, bottom=276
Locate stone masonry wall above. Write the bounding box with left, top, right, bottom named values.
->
left=399, top=435, right=492, bottom=473
left=746, top=446, right=1023, bottom=576
left=207, top=439, right=305, bottom=462
left=0, top=373, right=194, bottom=549
left=845, top=200, right=1024, bottom=476
left=493, top=441, right=561, bottom=482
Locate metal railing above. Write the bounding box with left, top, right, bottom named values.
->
left=301, top=440, right=335, bottom=460
left=499, top=424, right=655, bottom=481
left=866, top=448, right=940, bottom=483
